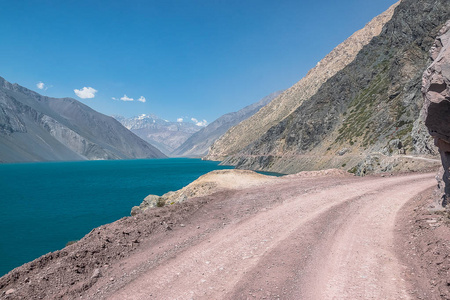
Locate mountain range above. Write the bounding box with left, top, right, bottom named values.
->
left=0, top=73, right=281, bottom=163
left=2, top=0, right=448, bottom=175
left=205, top=0, right=450, bottom=175
left=172, top=91, right=282, bottom=157
left=114, top=91, right=282, bottom=157
left=0, top=77, right=165, bottom=163
left=113, top=114, right=203, bottom=156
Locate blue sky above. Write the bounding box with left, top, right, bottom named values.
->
left=0, top=0, right=398, bottom=125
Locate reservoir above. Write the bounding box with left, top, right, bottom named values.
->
left=0, top=158, right=233, bottom=276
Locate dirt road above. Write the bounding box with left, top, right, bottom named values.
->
left=1, top=171, right=442, bottom=299
left=96, top=172, right=435, bottom=299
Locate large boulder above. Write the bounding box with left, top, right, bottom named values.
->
left=423, top=20, right=450, bottom=208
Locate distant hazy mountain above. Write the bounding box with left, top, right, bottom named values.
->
left=113, top=114, right=204, bottom=155
left=0, top=76, right=165, bottom=163
left=172, top=91, right=282, bottom=157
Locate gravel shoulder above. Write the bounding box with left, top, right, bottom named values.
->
left=1, top=170, right=448, bottom=299
left=395, top=187, right=450, bottom=299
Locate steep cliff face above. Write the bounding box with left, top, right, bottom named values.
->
left=422, top=20, right=450, bottom=208
left=220, top=0, right=449, bottom=174
left=172, top=91, right=282, bottom=158
left=0, top=77, right=165, bottom=163
left=205, top=1, right=400, bottom=161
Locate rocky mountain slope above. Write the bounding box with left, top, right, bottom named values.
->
left=172, top=91, right=282, bottom=157
left=0, top=77, right=165, bottom=163
left=205, top=1, right=400, bottom=161
left=114, top=114, right=202, bottom=155
left=212, top=0, right=450, bottom=175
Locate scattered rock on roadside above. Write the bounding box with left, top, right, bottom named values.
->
left=91, top=268, right=101, bottom=279
left=5, top=289, right=15, bottom=295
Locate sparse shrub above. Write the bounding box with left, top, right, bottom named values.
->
left=348, top=166, right=358, bottom=174
left=156, top=198, right=165, bottom=207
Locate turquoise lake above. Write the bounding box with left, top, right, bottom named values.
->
left=0, top=158, right=233, bottom=276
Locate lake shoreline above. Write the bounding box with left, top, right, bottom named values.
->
left=0, top=158, right=232, bottom=276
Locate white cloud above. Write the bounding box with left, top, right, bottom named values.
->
left=120, top=94, right=133, bottom=101
left=197, top=120, right=208, bottom=127
left=36, top=81, right=53, bottom=90
left=36, top=82, right=45, bottom=90
left=191, top=117, right=208, bottom=127
left=112, top=94, right=146, bottom=103
left=177, top=118, right=183, bottom=122
left=74, top=87, right=97, bottom=99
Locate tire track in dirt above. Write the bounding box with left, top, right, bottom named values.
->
left=108, top=173, right=434, bottom=300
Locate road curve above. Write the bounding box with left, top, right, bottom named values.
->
left=97, top=172, right=435, bottom=300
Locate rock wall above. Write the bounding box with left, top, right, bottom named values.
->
left=423, top=20, right=450, bottom=208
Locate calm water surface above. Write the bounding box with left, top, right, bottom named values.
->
left=0, top=158, right=233, bottom=276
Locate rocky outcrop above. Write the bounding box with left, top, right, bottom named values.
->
left=215, top=0, right=449, bottom=175
left=423, top=20, right=450, bottom=208
left=172, top=91, right=282, bottom=158
left=0, top=76, right=166, bottom=162
left=205, top=1, right=400, bottom=161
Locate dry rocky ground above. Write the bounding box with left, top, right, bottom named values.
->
left=0, top=168, right=449, bottom=299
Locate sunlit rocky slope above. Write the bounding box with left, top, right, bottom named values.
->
left=0, top=77, right=165, bottom=162
left=206, top=1, right=400, bottom=162
left=208, top=0, right=450, bottom=175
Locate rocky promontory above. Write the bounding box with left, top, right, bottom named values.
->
left=131, top=169, right=274, bottom=215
